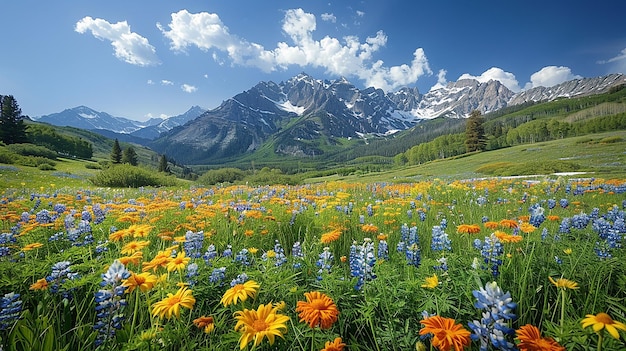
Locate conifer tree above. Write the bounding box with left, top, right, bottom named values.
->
left=465, top=110, right=486, bottom=152
left=158, top=154, right=170, bottom=173
left=0, top=95, right=28, bottom=144
left=111, top=139, right=122, bottom=164
left=121, top=146, right=138, bottom=166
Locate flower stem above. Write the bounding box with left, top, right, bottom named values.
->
left=597, top=332, right=603, bottom=351
left=559, top=289, right=566, bottom=333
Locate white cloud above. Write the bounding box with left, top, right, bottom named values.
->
left=523, top=66, right=582, bottom=90
left=75, top=16, right=159, bottom=66
left=597, top=47, right=626, bottom=74
left=181, top=84, right=197, bottom=93
left=158, top=8, right=432, bottom=91
left=459, top=67, right=521, bottom=92
left=356, top=10, right=365, bottom=17
left=321, top=13, right=336, bottom=23
left=429, top=69, right=448, bottom=91
left=147, top=79, right=154, bottom=85
left=161, top=80, right=173, bottom=85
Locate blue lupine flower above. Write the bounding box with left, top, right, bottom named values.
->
left=349, top=238, right=377, bottom=290
left=397, top=225, right=420, bottom=267
left=476, top=233, right=504, bottom=277
left=235, top=248, right=251, bottom=266
left=81, top=210, right=92, bottom=222
left=431, top=225, right=451, bottom=252
left=418, top=210, right=426, bottom=222
left=434, top=257, right=448, bottom=271
left=547, top=199, right=556, bottom=209
left=468, top=281, right=517, bottom=351
left=559, top=199, right=569, bottom=208
left=183, top=230, right=204, bottom=259
left=316, top=247, right=333, bottom=280
left=230, top=273, right=248, bottom=287
left=0, top=232, right=17, bottom=258
left=292, top=241, right=304, bottom=269
left=0, top=292, right=22, bottom=330
left=440, top=218, right=447, bottom=229
left=366, top=204, right=373, bottom=217
left=571, top=213, right=590, bottom=229
left=46, top=261, right=78, bottom=295
left=222, top=245, right=233, bottom=258
left=35, top=209, right=54, bottom=224
left=186, top=263, right=199, bottom=286
left=558, top=218, right=571, bottom=234
left=20, top=212, right=30, bottom=223
left=528, top=204, right=545, bottom=227
left=94, top=260, right=129, bottom=347
left=209, top=267, right=227, bottom=285
left=592, top=218, right=612, bottom=239
left=377, top=239, right=389, bottom=260
left=92, top=204, right=107, bottom=224
left=273, top=240, right=287, bottom=267
left=203, top=244, right=218, bottom=264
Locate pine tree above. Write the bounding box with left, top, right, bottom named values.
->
left=465, top=110, right=486, bottom=153
left=121, top=146, right=138, bottom=166
left=157, top=154, right=170, bottom=173
left=0, top=95, right=28, bottom=144
left=111, top=139, right=122, bottom=163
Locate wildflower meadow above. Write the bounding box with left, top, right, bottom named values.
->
left=0, top=177, right=625, bottom=350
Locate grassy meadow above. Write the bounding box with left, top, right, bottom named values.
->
left=0, top=133, right=625, bottom=351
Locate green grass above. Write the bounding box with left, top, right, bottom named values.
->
left=309, top=131, right=626, bottom=183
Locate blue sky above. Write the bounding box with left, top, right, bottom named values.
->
left=2, top=0, right=625, bottom=121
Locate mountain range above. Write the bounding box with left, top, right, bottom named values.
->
left=35, top=73, right=626, bottom=164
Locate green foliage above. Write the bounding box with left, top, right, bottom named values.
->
left=37, top=163, right=55, bottom=171
left=90, top=164, right=180, bottom=187
left=110, top=139, right=122, bottom=164
left=5, top=143, right=57, bottom=159
left=245, top=167, right=300, bottom=185
left=26, top=124, right=93, bottom=159
left=465, top=110, right=486, bottom=152
left=0, top=95, right=28, bottom=144
left=157, top=154, right=170, bottom=173
left=197, top=167, right=246, bottom=185
left=475, top=160, right=581, bottom=176
left=121, top=146, right=138, bottom=166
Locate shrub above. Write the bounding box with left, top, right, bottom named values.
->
left=0, top=148, right=16, bottom=164
left=90, top=164, right=180, bottom=187
left=37, top=163, right=56, bottom=171
left=599, top=136, right=623, bottom=143
left=84, top=162, right=102, bottom=170
left=5, top=143, right=57, bottom=159
left=197, top=167, right=246, bottom=185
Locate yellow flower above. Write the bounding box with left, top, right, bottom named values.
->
left=421, top=274, right=439, bottom=289
left=166, top=251, right=190, bottom=272
left=151, top=287, right=195, bottom=319
left=220, top=280, right=260, bottom=306
left=234, top=303, right=290, bottom=350
left=295, top=291, right=339, bottom=329
left=519, top=222, right=536, bottom=234
left=248, top=247, right=259, bottom=254
left=193, top=316, right=215, bottom=334
left=265, top=250, right=276, bottom=258
left=581, top=312, right=626, bottom=339
left=121, top=240, right=150, bottom=255
left=22, top=242, right=43, bottom=251
left=563, top=248, right=572, bottom=255
left=549, top=276, right=579, bottom=290
left=123, top=271, right=158, bottom=293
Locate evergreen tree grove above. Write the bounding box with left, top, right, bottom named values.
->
left=111, top=139, right=122, bottom=163
left=465, top=110, right=486, bottom=152
left=0, top=95, right=28, bottom=144
left=121, top=146, right=138, bottom=166
left=158, top=154, right=170, bottom=173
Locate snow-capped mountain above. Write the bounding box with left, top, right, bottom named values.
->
left=35, top=105, right=206, bottom=137
left=35, top=106, right=150, bottom=133
left=148, top=72, right=625, bottom=163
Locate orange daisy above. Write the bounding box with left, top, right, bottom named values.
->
left=516, top=324, right=565, bottom=351
left=419, top=315, right=471, bottom=351
left=519, top=222, right=536, bottom=234
left=296, top=291, right=339, bottom=329
left=321, top=337, right=346, bottom=351
left=29, top=278, right=48, bottom=291
left=456, top=224, right=481, bottom=234
left=494, top=230, right=523, bottom=243
left=321, top=228, right=342, bottom=244
left=193, top=316, right=215, bottom=334
left=499, top=219, right=519, bottom=229
left=484, top=221, right=499, bottom=229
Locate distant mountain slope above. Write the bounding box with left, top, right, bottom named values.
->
left=36, top=106, right=150, bottom=133
left=130, top=106, right=206, bottom=139
left=149, top=73, right=625, bottom=164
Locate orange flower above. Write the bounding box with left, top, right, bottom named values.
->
left=519, top=222, right=536, bottom=234
left=118, top=251, right=143, bottom=266
left=516, top=324, right=565, bottom=351
left=321, top=228, right=342, bottom=243
left=494, top=230, right=523, bottom=243
left=193, top=316, right=215, bottom=334
left=547, top=215, right=560, bottom=222
left=457, top=224, right=481, bottom=234
left=499, top=219, right=519, bottom=229
left=321, top=337, right=346, bottom=351
left=22, top=242, right=43, bottom=251
left=361, top=224, right=379, bottom=233
left=484, top=221, right=499, bottom=229
left=296, top=291, right=339, bottom=329
left=377, top=234, right=388, bottom=241
left=419, top=315, right=471, bottom=351
left=29, top=278, right=48, bottom=291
